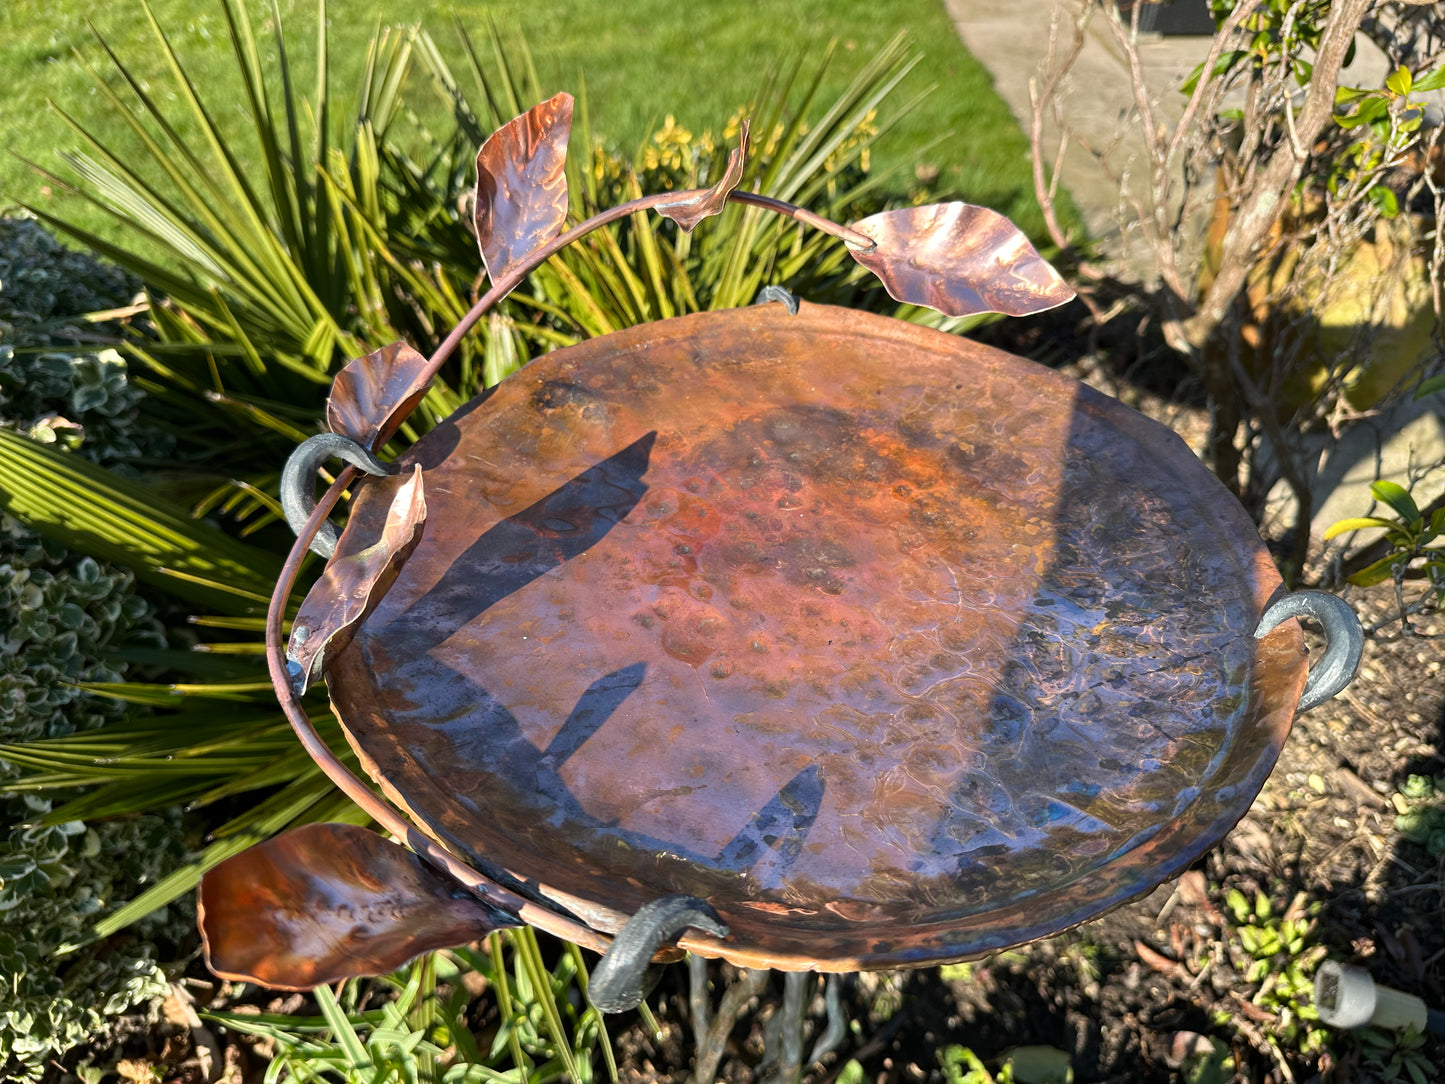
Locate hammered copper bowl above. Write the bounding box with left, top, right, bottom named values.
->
left=315, top=301, right=1308, bottom=972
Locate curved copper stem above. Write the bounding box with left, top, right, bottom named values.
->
left=264, top=469, right=612, bottom=954
left=424, top=189, right=875, bottom=382
left=729, top=191, right=877, bottom=248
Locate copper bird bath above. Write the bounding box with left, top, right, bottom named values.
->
left=198, top=94, right=1363, bottom=1020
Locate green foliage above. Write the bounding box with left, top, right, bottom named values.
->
left=939, top=1045, right=1009, bottom=1084
left=0, top=212, right=193, bottom=1081
left=1329, top=57, right=1440, bottom=219
left=937, top=1045, right=1075, bottom=1084
left=1391, top=773, right=1445, bottom=856
left=0, top=217, right=158, bottom=464
left=25, top=0, right=455, bottom=441
left=1220, top=888, right=1329, bottom=1057
left=1191, top=2, right=1442, bottom=225
left=938, top=961, right=975, bottom=984
left=0, top=216, right=137, bottom=339
left=1352, top=1023, right=1435, bottom=1084
left=0, top=428, right=282, bottom=610
left=1326, top=479, right=1445, bottom=596
left=0, top=811, right=183, bottom=1080
left=1194, top=0, right=1333, bottom=92
left=0, top=519, right=189, bottom=1081
left=206, top=933, right=616, bottom=1083
left=521, top=32, right=980, bottom=340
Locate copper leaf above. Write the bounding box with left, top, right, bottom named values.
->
left=198, top=823, right=516, bottom=990
left=847, top=202, right=1075, bottom=318
left=327, top=341, right=433, bottom=451
left=288, top=465, right=426, bottom=687
left=474, top=92, right=574, bottom=289
left=656, top=119, right=750, bottom=232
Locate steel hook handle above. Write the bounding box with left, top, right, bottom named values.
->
left=588, top=895, right=729, bottom=1013
left=279, top=433, right=395, bottom=559
left=1254, top=590, right=1364, bottom=713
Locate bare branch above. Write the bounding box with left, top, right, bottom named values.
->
left=1028, top=2, right=1091, bottom=258
left=1185, top=0, right=1376, bottom=350
left=1168, top=1, right=1262, bottom=164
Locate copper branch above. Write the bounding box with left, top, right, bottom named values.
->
left=423, top=188, right=876, bottom=385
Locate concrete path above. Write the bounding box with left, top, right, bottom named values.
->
left=944, top=0, right=1445, bottom=548
left=943, top=0, right=1210, bottom=277
left=942, top=0, right=1406, bottom=273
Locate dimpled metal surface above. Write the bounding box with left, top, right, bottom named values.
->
left=323, top=303, right=1307, bottom=970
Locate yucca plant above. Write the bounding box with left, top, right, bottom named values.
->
left=423, top=23, right=978, bottom=337
left=2, top=0, right=958, bottom=1076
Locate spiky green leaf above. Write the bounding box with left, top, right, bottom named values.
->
left=0, top=429, right=278, bottom=612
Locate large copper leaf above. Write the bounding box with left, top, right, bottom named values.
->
left=288, top=465, right=426, bottom=687
left=474, top=92, right=573, bottom=288
left=327, top=341, right=432, bottom=451
left=847, top=202, right=1075, bottom=318
left=656, top=120, right=750, bottom=232
left=198, top=823, right=515, bottom=990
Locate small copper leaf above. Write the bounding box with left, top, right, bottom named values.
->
left=847, top=203, right=1075, bottom=318
left=198, top=823, right=516, bottom=990
left=327, top=341, right=433, bottom=451
left=288, top=465, right=426, bottom=686
left=656, top=119, right=750, bottom=232
left=475, top=92, right=574, bottom=288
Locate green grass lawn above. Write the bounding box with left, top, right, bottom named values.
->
left=0, top=0, right=1058, bottom=246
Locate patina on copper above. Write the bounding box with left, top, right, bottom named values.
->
left=474, top=92, right=573, bottom=290
left=198, top=822, right=517, bottom=990
left=288, top=466, right=427, bottom=688
left=328, top=341, right=434, bottom=451
left=656, top=120, right=750, bottom=232
left=847, top=203, right=1075, bottom=318
left=316, top=302, right=1308, bottom=972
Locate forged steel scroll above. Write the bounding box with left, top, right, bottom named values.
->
left=847, top=202, right=1075, bottom=318
left=474, top=92, right=574, bottom=288
left=327, top=341, right=433, bottom=451
left=656, top=120, right=751, bottom=232
left=198, top=822, right=516, bottom=990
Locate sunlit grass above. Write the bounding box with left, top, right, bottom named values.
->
left=0, top=0, right=1061, bottom=242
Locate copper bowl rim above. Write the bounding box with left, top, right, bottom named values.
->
left=274, top=304, right=1310, bottom=970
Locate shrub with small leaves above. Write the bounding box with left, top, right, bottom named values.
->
left=0, top=217, right=136, bottom=341
left=1392, top=774, right=1445, bottom=856
left=1, top=216, right=185, bottom=1081
left=0, top=520, right=185, bottom=1080
left=0, top=216, right=162, bottom=464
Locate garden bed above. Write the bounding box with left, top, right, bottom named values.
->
left=55, top=456, right=1445, bottom=1084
